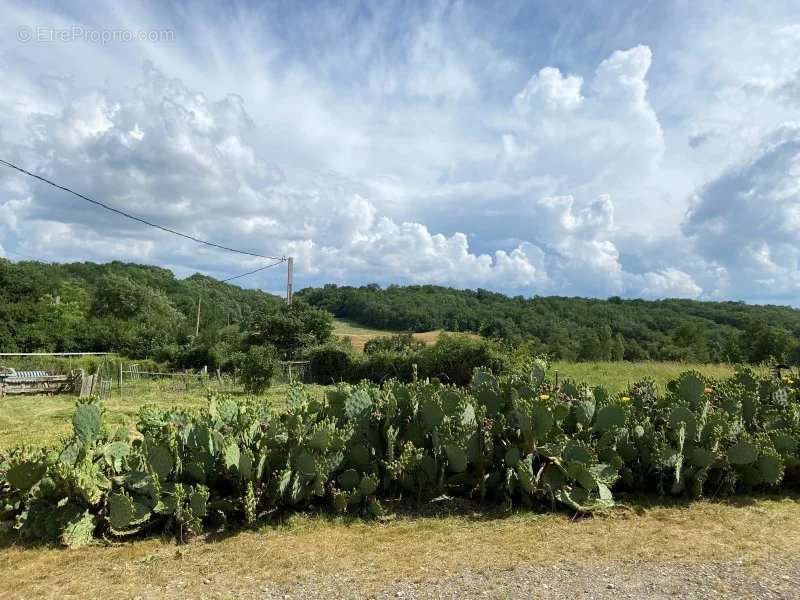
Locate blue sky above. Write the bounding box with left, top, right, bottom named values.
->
left=1, top=1, right=799, bottom=303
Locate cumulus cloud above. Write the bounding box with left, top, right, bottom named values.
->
left=683, top=124, right=800, bottom=300
left=3, top=1, right=800, bottom=304
left=514, top=67, right=583, bottom=113
left=627, top=268, right=703, bottom=299
left=502, top=44, right=664, bottom=209
left=1, top=62, right=555, bottom=291
left=0, top=49, right=698, bottom=299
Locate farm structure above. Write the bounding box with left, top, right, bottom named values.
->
left=0, top=367, right=82, bottom=396
left=0, top=352, right=114, bottom=397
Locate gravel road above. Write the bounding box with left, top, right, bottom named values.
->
left=139, top=558, right=800, bottom=599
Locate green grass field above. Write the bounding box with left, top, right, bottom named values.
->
left=550, top=360, right=748, bottom=394
left=0, top=382, right=325, bottom=450
left=0, top=361, right=752, bottom=449
left=332, top=318, right=397, bottom=337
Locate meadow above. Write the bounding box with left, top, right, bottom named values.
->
left=333, top=318, right=451, bottom=352
left=0, top=361, right=744, bottom=449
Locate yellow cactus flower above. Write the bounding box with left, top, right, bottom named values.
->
left=539, top=394, right=550, bottom=401
left=621, top=396, right=630, bottom=402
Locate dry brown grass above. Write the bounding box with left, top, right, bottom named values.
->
left=333, top=318, right=480, bottom=353
left=2, top=495, right=798, bottom=599
left=339, top=329, right=458, bottom=352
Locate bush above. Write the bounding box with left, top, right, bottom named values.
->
left=308, top=343, right=357, bottom=384
left=240, top=344, right=279, bottom=393
left=364, top=333, right=425, bottom=355
left=358, top=350, right=415, bottom=383
left=420, top=334, right=506, bottom=386
left=308, top=334, right=505, bottom=385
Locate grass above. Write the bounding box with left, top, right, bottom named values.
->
left=550, top=360, right=752, bottom=395
left=332, top=318, right=469, bottom=352
left=1, top=494, right=798, bottom=598
left=0, top=361, right=758, bottom=448
left=0, top=382, right=324, bottom=450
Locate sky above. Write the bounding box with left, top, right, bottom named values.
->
left=1, top=1, right=799, bottom=304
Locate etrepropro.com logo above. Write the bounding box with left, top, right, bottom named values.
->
left=17, top=26, right=175, bottom=44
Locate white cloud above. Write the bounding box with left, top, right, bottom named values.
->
left=514, top=67, right=583, bottom=113
left=501, top=44, right=665, bottom=229
left=1, top=62, right=553, bottom=291
left=683, top=124, right=800, bottom=300
left=628, top=268, right=703, bottom=299
left=2, top=1, right=800, bottom=304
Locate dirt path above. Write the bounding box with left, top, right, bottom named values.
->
left=98, top=558, right=800, bottom=599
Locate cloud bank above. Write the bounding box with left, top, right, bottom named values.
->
left=1, top=1, right=799, bottom=303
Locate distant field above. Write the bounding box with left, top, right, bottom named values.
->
left=550, top=361, right=752, bottom=394
left=333, top=318, right=453, bottom=352
left=0, top=361, right=755, bottom=449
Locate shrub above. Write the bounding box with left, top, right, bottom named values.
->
left=420, top=333, right=506, bottom=386
left=358, top=350, right=415, bottom=383
left=240, top=344, right=279, bottom=393
left=364, top=333, right=425, bottom=355
left=308, top=343, right=357, bottom=384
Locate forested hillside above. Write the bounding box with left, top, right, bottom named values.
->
left=4, top=260, right=800, bottom=365
left=299, top=284, right=800, bottom=363
left=0, top=259, right=284, bottom=358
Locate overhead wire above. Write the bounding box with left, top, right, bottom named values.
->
left=220, top=259, right=285, bottom=282
left=0, top=158, right=286, bottom=262
left=0, top=158, right=287, bottom=283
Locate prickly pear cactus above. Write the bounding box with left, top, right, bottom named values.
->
left=3, top=363, right=800, bottom=545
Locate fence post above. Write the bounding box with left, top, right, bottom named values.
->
left=119, top=362, right=123, bottom=396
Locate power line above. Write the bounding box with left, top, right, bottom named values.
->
left=221, top=259, right=285, bottom=283
left=0, top=158, right=286, bottom=262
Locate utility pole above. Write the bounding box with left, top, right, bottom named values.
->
left=286, top=256, right=294, bottom=306
left=195, top=296, right=201, bottom=336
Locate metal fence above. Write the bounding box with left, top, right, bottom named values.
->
left=116, top=361, right=310, bottom=397
left=1, top=354, right=312, bottom=398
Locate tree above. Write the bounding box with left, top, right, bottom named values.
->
left=740, top=321, right=799, bottom=363
left=240, top=344, right=279, bottom=393
left=246, top=302, right=333, bottom=358
left=673, top=322, right=709, bottom=362
left=611, top=333, right=625, bottom=361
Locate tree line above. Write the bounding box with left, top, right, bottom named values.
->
left=298, top=284, right=800, bottom=364
left=0, top=259, right=325, bottom=366
left=3, top=261, right=799, bottom=380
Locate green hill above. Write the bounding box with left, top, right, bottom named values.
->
left=299, top=284, right=800, bottom=363
left=4, top=259, right=800, bottom=365
left=0, top=259, right=283, bottom=356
